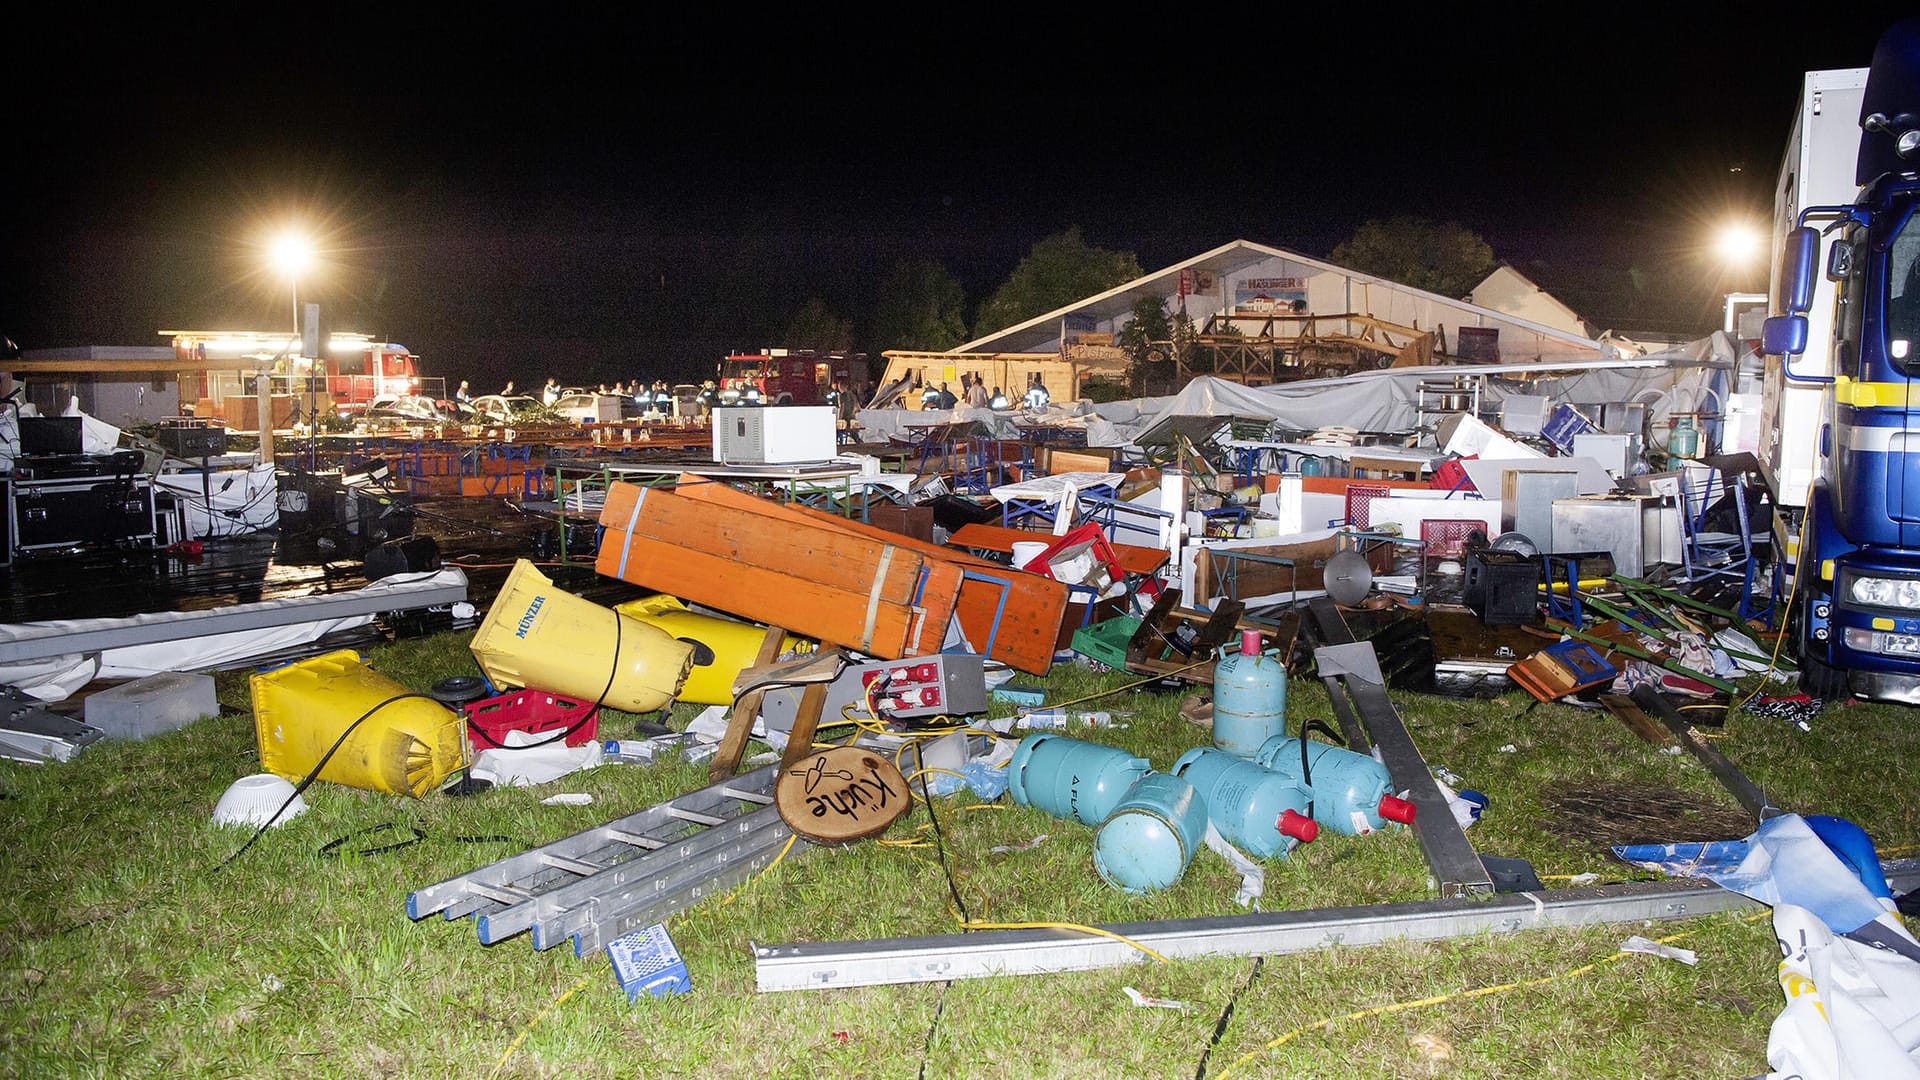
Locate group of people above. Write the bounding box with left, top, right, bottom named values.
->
left=919, top=371, right=1050, bottom=411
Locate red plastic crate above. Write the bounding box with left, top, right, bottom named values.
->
left=463, top=689, right=601, bottom=750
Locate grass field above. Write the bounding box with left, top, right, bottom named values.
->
left=1, top=625, right=1914, bottom=1079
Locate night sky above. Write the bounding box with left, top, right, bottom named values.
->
left=6, top=8, right=1913, bottom=391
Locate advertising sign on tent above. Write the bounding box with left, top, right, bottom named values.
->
left=1235, top=277, right=1307, bottom=314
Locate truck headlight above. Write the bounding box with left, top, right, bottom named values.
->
left=1844, top=628, right=1920, bottom=656
left=1842, top=571, right=1920, bottom=611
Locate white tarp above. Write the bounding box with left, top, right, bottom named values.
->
left=153, top=464, right=279, bottom=537
left=1767, top=902, right=1920, bottom=1080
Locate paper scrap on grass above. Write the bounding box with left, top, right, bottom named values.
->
left=1123, top=987, right=1190, bottom=1011
left=540, top=793, right=593, bottom=806
left=1620, top=935, right=1698, bottom=965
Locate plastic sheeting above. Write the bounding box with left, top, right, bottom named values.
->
left=1616, top=813, right=1920, bottom=1079
left=1766, top=902, right=1920, bottom=1080
left=153, top=464, right=279, bottom=537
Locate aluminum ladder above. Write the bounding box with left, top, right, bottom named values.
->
left=406, top=763, right=806, bottom=956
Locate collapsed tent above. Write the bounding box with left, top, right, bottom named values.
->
left=854, top=335, right=1739, bottom=452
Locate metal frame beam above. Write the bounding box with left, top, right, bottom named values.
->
left=0, top=574, right=468, bottom=663
left=1308, top=598, right=1492, bottom=895
left=756, top=862, right=1920, bottom=992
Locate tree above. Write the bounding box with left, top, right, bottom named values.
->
left=869, top=259, right=969, bottom=354
left=974, top=228, right=1143, bottom=337
left=783, top=298, right=853, bottom=352
left=1330, top=217, right=1497, bottom=300
left=1117, top=295, right=1173, bottom=395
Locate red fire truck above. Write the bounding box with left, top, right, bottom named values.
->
left=167, top=330, right=434, bottom=417
left=716, top=349, right=863, bottom=406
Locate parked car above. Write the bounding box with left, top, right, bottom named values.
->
left=469, top=394, right=541, bottom=422
left=364, top=394, right=462, bottom=425
left=552, top=392, right=623, bottom=424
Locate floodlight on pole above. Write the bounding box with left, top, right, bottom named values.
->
left=1714, top=222, right=1763, bottom=271
left=269, top=230, right=313, bottom=344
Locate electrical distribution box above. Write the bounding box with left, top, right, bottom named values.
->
left=759, top=653, right=988, bottom=734
left=156, top=419, right=229, bottom=458
left=711, top=406, right=836, bottom=465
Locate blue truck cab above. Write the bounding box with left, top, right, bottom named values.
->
left=1767, top=18, right=1920, bottom=702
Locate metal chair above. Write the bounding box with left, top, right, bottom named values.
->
left=1679, top=460, right=1779, bottom=627
left=954, top=438, right=998, bottom=495
left=1675, top=463, right=1752, bottom=589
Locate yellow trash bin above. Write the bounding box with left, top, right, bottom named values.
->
left=613, top=594, right=813, bottom=706
left=471, top=560, right=696, bottom=713
left=250, top=649, right=465, bottom=797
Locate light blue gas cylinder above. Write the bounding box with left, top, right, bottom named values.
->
left=1008, top=734, right=1152, bottom=828
left=1171, top=747, right=1319, bottom=858
left=1093, top=772, right=1210, bottom=893
left=1253, top=735, right=1417, bottom=836
left=1667, top=414, right=1699, bottom=458
left=1212, top=629, right=1287, bottom=758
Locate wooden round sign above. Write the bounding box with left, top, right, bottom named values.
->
left=775, top=745, right=912, bottom=844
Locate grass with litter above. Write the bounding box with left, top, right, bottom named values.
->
left=0, top=627, right=1915, bottom=1078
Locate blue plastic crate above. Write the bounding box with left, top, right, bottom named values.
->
left=1540, top=404, right=1598, bottom=454
left=607, top=923, right=691, bottom=1001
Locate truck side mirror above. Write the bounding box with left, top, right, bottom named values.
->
left=1826, top=240, right=1854, bottom=282
left=1762, top=314, right=1808, bottom=357
left=1779, top=226, right=1819, bottom=313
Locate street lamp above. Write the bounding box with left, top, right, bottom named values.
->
left=261, top=230, right=313, bottom=462
left=1714, top=222, right=1763, bottom=272
left=269, top=231, right=313, bottom=343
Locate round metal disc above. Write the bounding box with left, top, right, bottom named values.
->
left=1489, top=531, right=1540, bottom=558
left=1324, top=549, right=1374, bottom=605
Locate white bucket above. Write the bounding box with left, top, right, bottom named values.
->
left=1011, top=540, right=1049, bottom=570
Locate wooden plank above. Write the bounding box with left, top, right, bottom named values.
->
left=600, top=481, right=954, bottom=654
left=596, top=530, right=921, bottom=657
left=779, top=683, right=830, bottom=773
left=599, top=483, right=928, bottom=603
left=673, top=478, right=1068, bottom=674
left=1192, top=536, right=1391, bottom=603
left=1597, top=694, right=1676, bottom=746
left=1629, top=685, right=1778, bottom=821
left=713, top=627, right=793, bottom=782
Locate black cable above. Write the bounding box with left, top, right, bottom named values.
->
left=466, top=709, right=601, bottom=752
left=318, top=823, right=426, bottom=859
left=1294, top=718, right=1345, bottom=825
left=915, top=980, right=953, bottom=1080
left=592, top=610, right=623, bottom=708
left=1194, top=957, right=1265, bottom=1080
left=915, top=767, right=970, bottom=923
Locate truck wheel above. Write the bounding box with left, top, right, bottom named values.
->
left=1799, top=651, right=1846, bottom=700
